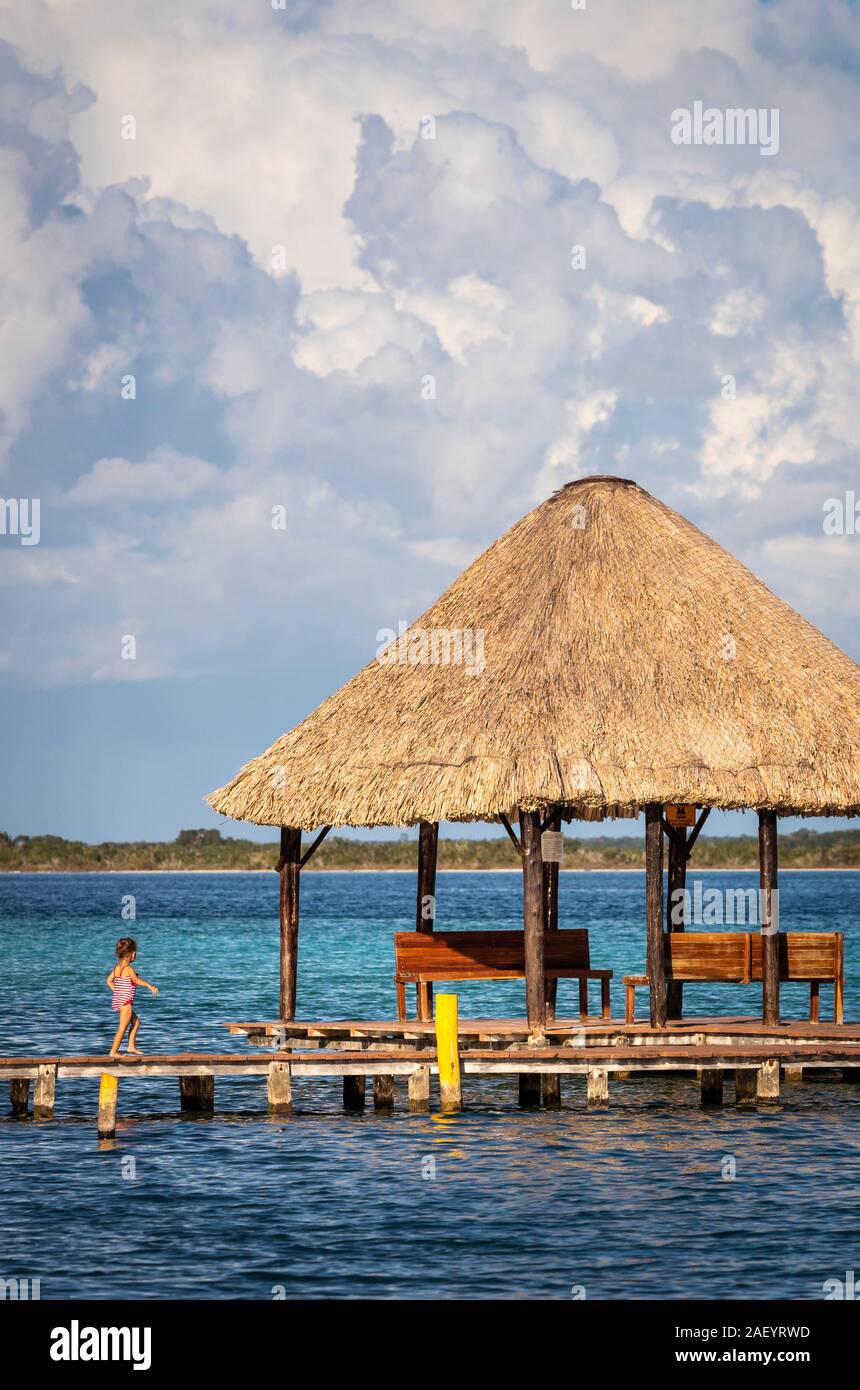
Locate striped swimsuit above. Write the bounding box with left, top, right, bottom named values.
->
left=111, top=964, right=136, bottom=1012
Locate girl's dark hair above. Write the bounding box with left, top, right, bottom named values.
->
left=115, top=937, right=137, bottom=960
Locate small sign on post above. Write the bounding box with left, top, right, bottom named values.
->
left=666, top=805, right=697, bottom=828
left=541, top=830, right=564, bottom=863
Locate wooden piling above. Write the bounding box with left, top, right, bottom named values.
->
left=267, top=1060, right=292, bottom=1115
left=435, top=993, right=462, bottom=1110
left=518, top=1074, right=541, bottom=1107
left=587, top=1068, right=609, bottom=1107
left=758, top=810, right=780, bottom=1025
left=408, top=1065, right=431, bottom=1112
left=10, top=1078, right=30, bottom=1116
left=735, top=1069, right=757, bottom=1103
left=179, top=1076, right=214, bottom=1112
left=98, top=1073, right=119, bottom=1138
left=278, top=826, right=302, bottom=1021
left=784, top=1065, right=804, bottom=1083
left=700, top=1069, right=723, bottom=1106
left=541, top=1073, right=561, bottom=1109
left=757, top=1058, right=780, bottom=1100
left=33, top=1063, right=56, bottom=1119
left=343, top=1075, right=366, bottom=1110
left=645, top=804, right=667, bottom=1028
left=373, top=1075, right=395, bottom=1111
left=519, top=810, right=546, bottom=1036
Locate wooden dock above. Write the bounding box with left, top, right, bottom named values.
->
left=4, top=1013, right=860, bottom=1136
left=224, top=1014, right=860, bottom=1049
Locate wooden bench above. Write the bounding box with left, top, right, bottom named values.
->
left=394, top=930, right=612, bottom=1021
left=623, top=932, right=844, bottom=1024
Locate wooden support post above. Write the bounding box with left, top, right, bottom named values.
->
left=757, top=1058, right=780, bottom=1101
left=518, top=1074, right=541, bottom=1107
left=179, top=1075, right=214, bottom=1112
left=278, top=826, right=302, bottom=1021
left=343, top=1075, right=366, bottom=1111
left=700, top=1069, right=723, bottom=1106
left=33, top=1063, right=56, bottom=1119
left=587, top=1068, right=609, bottom=1107
left=735, top=1069, right=757, bottom=1103
left=267, top=1060, right=292, bottom=1115
left=543, top=810, right=561, bottom=1021
left=373, top=1075, right=395, bottom=1111
left=10, top=1079, right=30, bottom=1116
left=645, top=804, right=667, bottom=1028
left=98, top=1073, right=119, bottom=1138
left=519, top=810, right=546, bottom=1036
left=758, top=809, right=780, bottom=1026
left=435, top=993, right=462, bottom=1110
left=541, top=1074, right=561, bottom=1109
left=416, top=821, right=438, bottom=931
left=416, top=821, right=439, bottom=1020
left=666, top=825, right=687, bottom=1019
left=408, top=1065, right=431, bottom=1112
left=578, top=978, right=589, bottom=1019
left=416, top=983, right=432, bottom=1022
left=784, top=1066, right=804, bottom=1084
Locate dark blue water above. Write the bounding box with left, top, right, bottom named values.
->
left=1, top=870, right=858, bottom=1299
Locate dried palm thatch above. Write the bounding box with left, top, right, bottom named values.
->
left=208, top=476, right=860, bottom=829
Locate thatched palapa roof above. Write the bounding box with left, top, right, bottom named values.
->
left=207, top=477, right=860, bottom=828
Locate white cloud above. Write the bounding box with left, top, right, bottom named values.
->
left=66, top=448, right=222, bottom=505
left=709, top=289, right=766, bottom=337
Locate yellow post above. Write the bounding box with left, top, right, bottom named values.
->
left=98, top=1073, right=119, bottom=1139
left=435, top=993, right=462, bottom=1110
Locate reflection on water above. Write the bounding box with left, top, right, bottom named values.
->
left=0, top=871, right=858, bottom=1298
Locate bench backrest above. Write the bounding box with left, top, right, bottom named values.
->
left=394, top=930, right=590, bottom=981
left=664, top=932, right=751, bottom=982
left=664, top=931, right=843, bottom=983
left=749, top=932, right=842, bottom=982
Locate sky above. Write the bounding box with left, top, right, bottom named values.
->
left=0, top=0, right=858, bottom=844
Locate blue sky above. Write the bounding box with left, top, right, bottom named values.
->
left=0, top=1, right=858, bottom=843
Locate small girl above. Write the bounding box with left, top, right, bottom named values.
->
left=107, top=937, right=159, bottom=1057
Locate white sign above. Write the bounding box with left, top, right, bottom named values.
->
left=541, top=830, right=564, bottom=864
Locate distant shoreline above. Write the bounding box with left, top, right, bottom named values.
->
left=3, top=827, right=858, bottom=874
left=2, top=866, right=859, bottom=875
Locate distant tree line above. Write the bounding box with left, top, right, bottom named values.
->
left=1, top=826, right=859, bottom=872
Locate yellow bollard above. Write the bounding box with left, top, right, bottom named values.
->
left=435, top=994, right=462, bottom=1110
left=98, top=1073, right=119, bottom=1138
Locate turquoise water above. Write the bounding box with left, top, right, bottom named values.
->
left=1, top=869, right=858, bottom=1300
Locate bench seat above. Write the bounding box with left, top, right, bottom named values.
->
left=623, top=931, right=844, bottom=1023
left=394, top=929, right=612, bottom=1021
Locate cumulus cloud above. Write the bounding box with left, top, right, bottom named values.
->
left=0, top=0, right=858, bottom=698
left=66, top=447, right=222, bottom=505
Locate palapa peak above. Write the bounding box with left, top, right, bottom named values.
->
left=207, top=476, right=860, bottom=829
